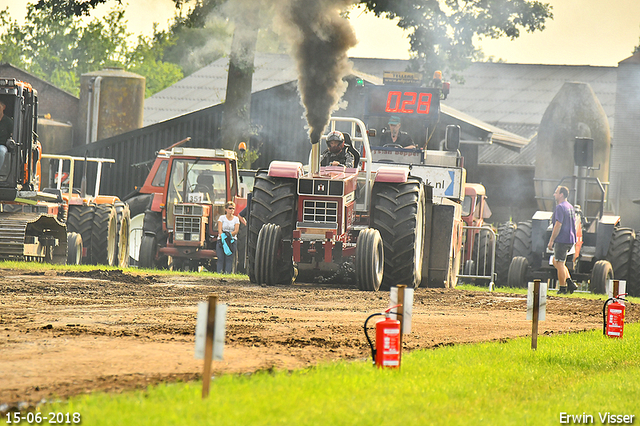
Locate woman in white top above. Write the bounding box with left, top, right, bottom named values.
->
left=217, top=201, right=240, bottom=273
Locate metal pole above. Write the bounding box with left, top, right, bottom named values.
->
left=397, top=285, right=406, bottom=368
left=202, top=294, right=217, bottom=399
left=531, top=280, right=540, bottom=350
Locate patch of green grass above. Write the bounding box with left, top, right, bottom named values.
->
left=456, top=283, right=640, bottom=304
left=0, top=260, right=248, bottom=280
left=42, top=325, right=640, bottom=426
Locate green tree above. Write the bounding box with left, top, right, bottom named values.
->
left=158, top=15, right=232, bottom=77
left=0, top=2, right=183, bottom=97
left=127, top=29, right=185, bottom=95
left=40, top=0, right=552, bottom=77
left=359, top=0, right=552, bottom=80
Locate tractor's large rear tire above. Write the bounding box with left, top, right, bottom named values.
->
left=248, top=172, right=297, bottom=285
left=371, top=179, right=425, bottom=290
left=627, top=237, right=640, bottom=297
left=511, top=220, right=534, bottom=265
left=115, top=201, right=131, bottom=268
left=495, top=221, right=516, bottom=287
left=66, top=232, right=83, bottom=265
left=507, top=256, right=530, bottom=288
left=590, top=259, right=613, bottom=294
left=255, top=224, right=290, bottom=286
left=91, top=204, right=118, bottom=266
left=66, top=204, right=96, bottom=264
left=236, top=222, right=248, bottom=274
left=355, top=228, right=384, bottom=291
left=606, top=227, right=635, bottom=284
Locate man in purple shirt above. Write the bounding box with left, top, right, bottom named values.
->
left=547, top=186, right=578, bottom=294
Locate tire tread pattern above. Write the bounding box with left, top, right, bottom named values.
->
left=371, top=179, right=424, bottom=289
left=66, top=205, right=96, bottom=263
left=248, top=172, right=296, bottom=284
left=91, top=204, right=117, bottom=266
left=511, top=221, right=534, bottom=265
left=627, top=237, right=640, bottom=297
left=495, top=221, right=516, bottom=287
left=606, top=227, right=635, bottom=283
left=356, top=228, right=383, bottom=291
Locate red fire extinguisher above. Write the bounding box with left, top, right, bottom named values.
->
left=364, top=305, right=402, bottom=368
left=603, top=294, right=627, bottom=338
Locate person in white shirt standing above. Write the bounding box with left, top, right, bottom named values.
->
left=217, top=201, right=240, bottom=273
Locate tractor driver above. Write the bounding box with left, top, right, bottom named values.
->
left=320, top=131, right=355, bottom=168
left=380, top=115, right=416, bottom=149
left=0, top=99, right=13, bottom=172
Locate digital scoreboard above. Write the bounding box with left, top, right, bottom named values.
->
left=365, top=85, right=441, bottom=118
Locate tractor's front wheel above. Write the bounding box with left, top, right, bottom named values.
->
left=139, top=235, right=157, bottom=270
left=115, top=201, right=131, bottom=268
left=67, top=232, right=83, bottom=265
left=507, top=256, right=530, bottom=288
left=255, top=223, right=290, bottom=286
left=125, top=194, right=152, bottom=266
left=590, top=260, right=613, bottom=294
left=141, top=211, right=168, bottom=269
left=355, top=228, right=384, bottom=291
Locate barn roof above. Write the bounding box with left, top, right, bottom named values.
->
left=144, top=53, right=617, bottom=167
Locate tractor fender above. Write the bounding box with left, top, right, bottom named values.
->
left=268, top=161, right=304, bottom=179
left=374, top=166, right=409, bottom=183
left=94, top=195, right=120, bottom=205
left=150, top=192, right=164, bottom=213
left=596, top=215, right=622, bottom=259
left=531, top=210, right=553, bottom=255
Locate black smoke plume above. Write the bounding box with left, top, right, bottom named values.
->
left=278, top=0, right=357, bottom=144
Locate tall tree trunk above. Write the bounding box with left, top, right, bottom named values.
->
left=221, top=24, right=259, bottom=151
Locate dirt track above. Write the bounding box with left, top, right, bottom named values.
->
left=1, top=268, right=637, bottom=410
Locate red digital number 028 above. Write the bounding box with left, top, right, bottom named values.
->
left=385, top=91, right=432, bottom=115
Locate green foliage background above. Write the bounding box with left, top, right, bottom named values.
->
left=0, top=0, right=558, bottom=97
left=0, top=2, right=184, bottom=97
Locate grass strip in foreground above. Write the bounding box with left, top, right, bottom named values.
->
left=43, top=325, right=640, bottom=426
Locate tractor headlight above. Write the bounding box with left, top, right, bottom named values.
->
left=175, top=232, right=185, bottom=241
left=191, top=233, right=199, bottom=241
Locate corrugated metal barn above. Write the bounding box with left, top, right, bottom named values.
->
left=48, top=52, right=640, bottom=225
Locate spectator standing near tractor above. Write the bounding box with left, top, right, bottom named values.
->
left=548, top=186, right=578, bottom=294
left=217, top=201, right=240, bottom=274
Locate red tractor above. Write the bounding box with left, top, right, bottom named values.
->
left=126, top=144, right=246, bottom=271
left=247, top=112, right=466, bottom=291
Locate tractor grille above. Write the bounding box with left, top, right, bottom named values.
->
left=175, top=216, right=201, bottom=234
left=174, top=204, right=203, bottom=216
left=303, top=200, right=338, bottom=223
left=298, top=179, right=344, bottom=196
